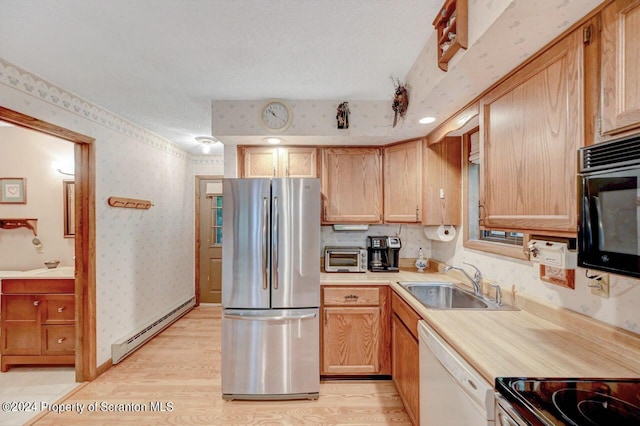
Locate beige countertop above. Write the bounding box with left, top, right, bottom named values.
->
left=321, top=269, right=640, bottom=384
left=0, top=266, right=75, bottom=280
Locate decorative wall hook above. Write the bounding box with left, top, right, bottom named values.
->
left=108, top=196, right=153, bottom=210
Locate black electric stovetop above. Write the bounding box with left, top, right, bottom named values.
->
left=496, top=377, right=640, bottom=425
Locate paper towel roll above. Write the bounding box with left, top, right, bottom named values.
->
left=423, top=225, right=456, bottom=242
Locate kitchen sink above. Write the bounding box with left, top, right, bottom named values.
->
left=399, top=281, right=517, bottom=310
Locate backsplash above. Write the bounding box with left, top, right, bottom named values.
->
left=431, top=227, right=640, bottom=335
left=321, top=224, right=432, bottom=262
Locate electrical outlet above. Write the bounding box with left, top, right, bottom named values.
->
left=590, top=274, right=609, bottom=299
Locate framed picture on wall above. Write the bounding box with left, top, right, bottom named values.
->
left=0, top=177, right=27, bottom=204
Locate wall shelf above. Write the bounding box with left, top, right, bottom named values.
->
left=107, top=196, right=153, bottom=210
left=0, top=218, right=38, bottom=236
left=432, top=0, right=468, bottom=71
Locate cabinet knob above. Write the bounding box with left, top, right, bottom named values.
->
left=58, top=307, right=65, bottom=313
left=57, top=338, right=65, bottom=344
left=344, top=294, right=359, bottom=301
left=33, top=300, right=39, bottom=306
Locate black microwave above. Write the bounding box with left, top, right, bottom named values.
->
left=578, top=135, right=640, bottom=278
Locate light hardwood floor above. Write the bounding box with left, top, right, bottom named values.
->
left=29, top=306, right=411, bottom=425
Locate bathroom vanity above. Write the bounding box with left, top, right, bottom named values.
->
left=0, top=268, right=75, bottom=372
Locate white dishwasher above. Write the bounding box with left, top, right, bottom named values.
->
left=418, top=320, right=495, bottom=425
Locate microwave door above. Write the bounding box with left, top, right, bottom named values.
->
left=582, top=194, right=594, bottom=250
left=593, top=195, right=606, bottom=252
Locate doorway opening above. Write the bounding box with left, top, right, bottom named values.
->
left=0, top=106, right=96, bottom=382
left=195, top=176, right=223, bottom=305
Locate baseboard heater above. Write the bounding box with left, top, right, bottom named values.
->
left=111, top=296, right=196, bottom=364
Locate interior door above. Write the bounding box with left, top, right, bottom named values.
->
left=199, top=179, right=223, bottom=303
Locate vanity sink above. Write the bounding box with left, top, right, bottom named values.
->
left=399, top=281, right=517, bottom=311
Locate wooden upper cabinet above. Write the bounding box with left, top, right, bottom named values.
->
left=383, top=140, right=422, bottom=223
left=479, top=27, right=583, bottom=233
left=279, top=147, right=317, bottom=178
left=422, top=137, right=461, bottom=225
left=321, top=148, right=382, bottom=224
left=601, top=0, right=640, bottom=136
left=242, top=147, right=279, bottom=177
left=241, top=146, right=317, bottom=178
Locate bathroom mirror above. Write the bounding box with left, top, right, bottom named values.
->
left=63, top=180, right=75, bottom=238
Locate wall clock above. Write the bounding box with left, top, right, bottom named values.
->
left=260, top=100, right=292, bottom=132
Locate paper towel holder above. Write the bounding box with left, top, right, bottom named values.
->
left=423, top=225, right=456, bottom=241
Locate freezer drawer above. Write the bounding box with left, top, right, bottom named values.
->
left=222, top=308, right=319, bottom=400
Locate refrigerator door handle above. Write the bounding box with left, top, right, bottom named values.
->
left=224, top=312, right=317, bottom=321
left=262, top=196, right=269, bottom=290
left=272, top=196, right=279, bottom=290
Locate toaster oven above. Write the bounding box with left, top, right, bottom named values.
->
left=324, top=246, right=367, bottom=273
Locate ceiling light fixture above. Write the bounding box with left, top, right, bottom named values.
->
left=195, top=136, right=220, bottom=154
left=263, top=137, right=283, bottom=145
left=419, top=116, right=436, bottom=124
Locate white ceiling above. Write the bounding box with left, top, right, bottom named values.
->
left=0, top=0, right=602, bottom=155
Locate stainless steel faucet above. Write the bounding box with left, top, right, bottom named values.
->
left=444, top=261, right=483, bottom=296
left=490, top=282, right=502, bottom=306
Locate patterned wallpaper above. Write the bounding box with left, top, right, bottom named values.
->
left=0, top=58, right=221, bottom=365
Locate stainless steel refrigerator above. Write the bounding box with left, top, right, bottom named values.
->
left=221, top=178, right=320, bottom=400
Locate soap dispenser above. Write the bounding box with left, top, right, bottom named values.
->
left=415, top=247, right=428, bottom=272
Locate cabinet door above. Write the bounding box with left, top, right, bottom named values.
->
left=480, top=27, right=583, bottom=232
left=1, top=295, right=41, bottom=355
left=601, top=0, right=640, bottom=136
left=321, top=148, right=382, bottom=223
left=280, top=147, right=317, bottom=178
left=243, top=147, right=278, bottom=178
left=322, top=306, right=381, bottom=374
left=392, top=315, right=420, bottom=425
left=422, top=137, right=462, bottom=225
left=383, top=140, right=422, bottom=223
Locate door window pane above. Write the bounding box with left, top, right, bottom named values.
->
left=211, top=195, right=223, bottom=246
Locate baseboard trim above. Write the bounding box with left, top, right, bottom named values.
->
left=96, top=358, right=113, bottom=377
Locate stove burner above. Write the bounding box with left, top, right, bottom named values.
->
left=552, top=389, right=640, bottom=426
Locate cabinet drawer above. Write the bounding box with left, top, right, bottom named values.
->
left=323, top=287, right=380, bottom=306
left=43, top=295, right=75, bottom=324
left=42, top=326, right=75, bottom=355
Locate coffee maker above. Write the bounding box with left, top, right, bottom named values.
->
left=367, top=236, right=401, bottom=272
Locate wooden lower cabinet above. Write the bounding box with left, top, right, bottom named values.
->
left=392, top=292, right=420, bottom=425
left=1, top=279, right=75, bottom=372
left=321, top=286, right=390, bottom=376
